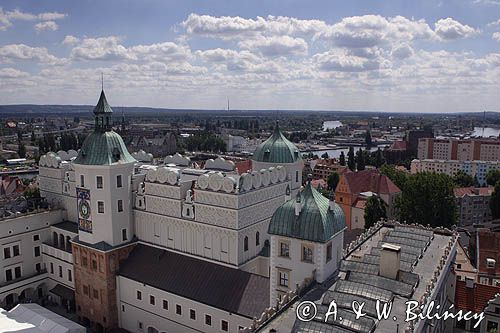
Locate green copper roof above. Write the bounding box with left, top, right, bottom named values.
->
left=93, top=90, right=113, bottom=114
left=74, top=131, right=136, bottom=165
left=268, top=181, right=346, bottom=243
left=252, top=122, right=301, bottom=164
left=74, top=89, right=136, bottom=166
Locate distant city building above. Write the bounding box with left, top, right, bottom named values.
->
left=411, top=159, right=500, bottom=186
left=311, top=159, right=348, bottom=182
left=125, top=132, right=177, bottom=158
left=335, top=169, right=401, bottom=230
left=454, top=187, right=494, bottom=227
left=407, top=128, right=434, bottom=153
left=418, top=138, right=500, bottom=161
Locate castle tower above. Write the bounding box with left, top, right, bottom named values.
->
left=252, top=121, right=304, bottom=195
left=267, top=176, right=346, bottom=304
left=71, top=89, right=137, bottom=331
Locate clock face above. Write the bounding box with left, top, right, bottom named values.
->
left=79, top=201, right=90, bottom=219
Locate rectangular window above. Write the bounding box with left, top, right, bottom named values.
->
left=117, top=175, right=122, bottom=188
left=122, top=229, right=127, bottom=241
left=163, top=300, right=168, bottom=310
left=93, top=289, right=99, bottom=299
left=279, top=271, right=289, bottom=287
left=5, top=269, right=12, bottom=281
left=35, top=263, right=41, bottom=272
left=59, top=266, right=63, bottom=278
left=302, top=245, right=314, bottom=263
left=50, top=263, right=54, bottom=274
left=68, top=269, right=72, bottom=282
left=326, top=243, right=332, bottom=263
left=221, top=320, right=228, bottom=332
left=13, top=245, right=19, bottom=256
left=83, top=285, right=89, bottom=295
left=34, top=246, right=40, bottom=257
left=80, top=175, right=85, bottom=187
left=136, top=290, right=142, bottom=300
left=205, top=314, right=212, bottom=326
left=96, top=176, right=103, bottom=189
left=98, top=201, right=104, bottom=214
left=150, top=295, right=155, bottom=305
left=14, top=266, right=21, bottom=279
left=280, top=242, right=289, bottom=258
left=118, top=200, right=123, bottom=212
left=176, top=304, right=182, bottom=315
left=33, top=234, right=40, bottom=242
left=92, top=260, right=97, bottom=270
left=4, top=247, right=10, bottom=259
left=190, top=309, right=196, bottom=320
left=82, top=257, right=88, bottom=267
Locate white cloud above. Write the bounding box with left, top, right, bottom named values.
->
left=0, top=7, right=66, bottom=31
left=315, top=15, right=434, bottom=48
left=181, top=13, right=328, bottom=39
left=0, top=44, right=65, bottom=65
left=35, top=21, right=58, bottom=33
left=313, top=49, right=382, bottom=72
left=391, top=43, right=414, bottom=59
left=473, top=0, right=500, bottom=5
left=434, top=18, right=479, bottom=40
left=0, top=67, right=29, bottom=78
left=69, top=37, right=191, bottom=63
left=238, top=36, right=308, bottom=56
left=493, top=32, right=500, bottom=41
left=70, top=36, right=133, bottom=61
left=487, top=19, right=500, bottom=27
left=62, top=35, right=80, bottom=45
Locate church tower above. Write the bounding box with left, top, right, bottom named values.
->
left=71, top=89, right=137, bottom=331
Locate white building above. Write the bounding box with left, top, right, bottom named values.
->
left=411, top=158, right=500, bottom=186
left=267, top=179, right=345, bottom=304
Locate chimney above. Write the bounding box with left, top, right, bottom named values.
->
left=295, top=193, right=302, bottom=216
left=379, top=243, right=401, bottom=279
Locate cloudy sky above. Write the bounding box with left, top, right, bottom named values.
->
left=0, top=0, right=499, bottom=112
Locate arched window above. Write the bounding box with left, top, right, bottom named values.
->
left=256, top=232, right=260, bottom=246
left=53, top=232, right=58, bottom=247
left=244, top=236, right=248, bottom=252
left=59, top=234, right=65, bottom=250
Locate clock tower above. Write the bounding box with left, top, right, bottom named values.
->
left=71, top=88, right=137, bottom=331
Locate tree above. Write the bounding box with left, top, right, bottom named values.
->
left=347, top=147, right=356, bottom=171
left=380, top=164, right=408, bottom=190
left=452, top=170, right=475, bottom=187
left=365, top=130, right=373, bottom=148
left=491, top=182, right=500, bottom=219
left=374, top=148, right=384, bottom=168
left=486, top=170, right=500, bottom=187
left=339, top=151, right=346, bottom=166
left=364, top=196, right=387, bottom=229
left=396, top=172, right=456, bottom=228
left=356, top=148, right=365, bottom=171
left=18, top=143, right=26, bottom=158
left=321, top=152, right=329, bottom=159
left=327, top=172, right=340, bottom=191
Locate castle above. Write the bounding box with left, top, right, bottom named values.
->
left=0, top=89, right=346, bottom=333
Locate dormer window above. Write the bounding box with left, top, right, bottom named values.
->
left=487, top=258, right=496, bottom=269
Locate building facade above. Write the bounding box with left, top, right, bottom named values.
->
left=454, top=187, right=493, bottom=227
left=411, top=159, right=500, bottom=186
left=418, top=138, right=500, bottom=162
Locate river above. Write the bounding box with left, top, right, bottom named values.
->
left=323, top=120, right=343, bottom=131
left=471, top=127, right=500, bottom=138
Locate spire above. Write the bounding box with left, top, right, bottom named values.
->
left=101, top=72, right=104, bottom=91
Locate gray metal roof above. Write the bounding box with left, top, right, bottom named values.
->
left=118, top=244, right=270, bottom=319
left=268, top=181, right=346, bottom=243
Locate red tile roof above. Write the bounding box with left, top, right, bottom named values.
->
left=455, top=280, right=500, bottom=313
left=343, top=169, right=401, bottom=195
left=389, top=140, right=408, bottom=151
left=454, top=187, right=493, bottom=198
